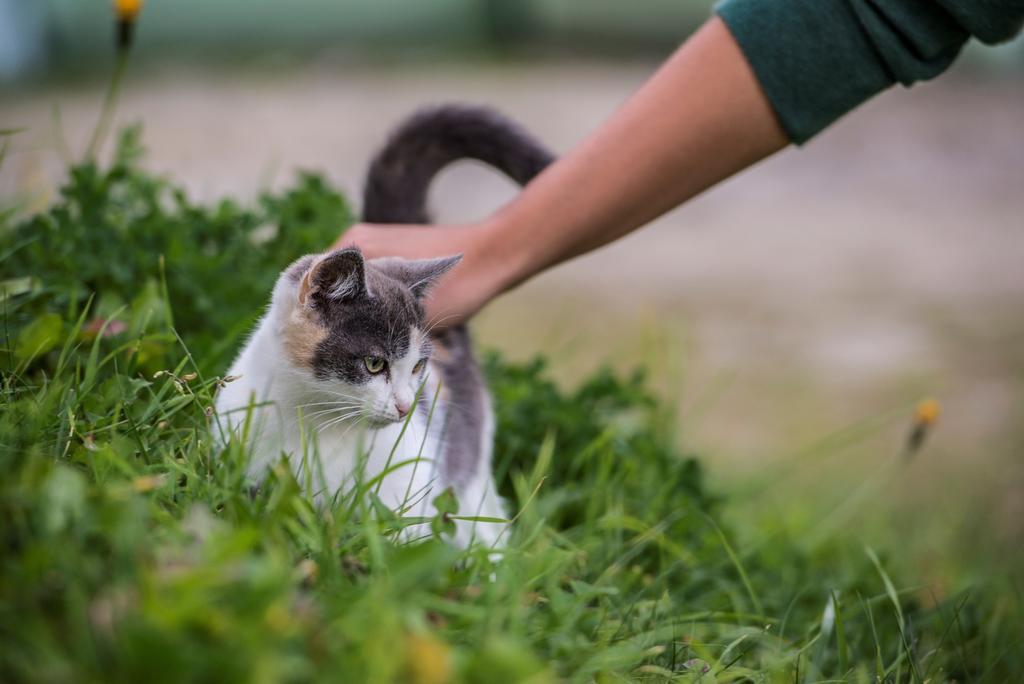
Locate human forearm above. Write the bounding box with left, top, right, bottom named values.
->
left=481, top=16, right=788, bottom=295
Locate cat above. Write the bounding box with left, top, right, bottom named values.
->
left=215, top=106, right=553, bottom=547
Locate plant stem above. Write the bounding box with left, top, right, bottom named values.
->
left=85, top=48, right=129, bottom=162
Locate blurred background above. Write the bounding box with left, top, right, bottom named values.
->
left=2, top=0, right=1023, bottom=582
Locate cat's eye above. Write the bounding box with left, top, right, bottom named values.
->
left=413, top=359, right=427, bottom=375
left=364, top=356, right=386, bottom=374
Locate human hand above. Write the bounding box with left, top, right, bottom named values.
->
left=334, top=220, right=515, bottom=330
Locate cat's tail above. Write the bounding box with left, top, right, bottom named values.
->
left=362, top=105, right=554, bottom=224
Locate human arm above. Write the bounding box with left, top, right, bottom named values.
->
left=339, top=16, right=788, bottom=325
left=340, top=2, right=1024, bottom=328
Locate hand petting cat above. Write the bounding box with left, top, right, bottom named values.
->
left=336, top=220, right=509, bottom=332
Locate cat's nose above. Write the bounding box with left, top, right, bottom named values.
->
left=395, top=402, right=410, bottom=419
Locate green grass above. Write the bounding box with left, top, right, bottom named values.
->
left=1, top=131, right=1021, bottom=682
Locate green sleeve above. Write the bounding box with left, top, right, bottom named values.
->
left=715, top=0, right=1024, bottom=144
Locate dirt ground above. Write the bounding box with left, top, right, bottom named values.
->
left=3, top=61, right=1023, bottom=548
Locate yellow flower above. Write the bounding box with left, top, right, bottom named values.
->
left=905, top=397, right=941, bottom=458
left=114, top=0, right=143, bottom=22
left=405, top=633, right=453, bottom=684
left=914, top=398, right=941, bottom=426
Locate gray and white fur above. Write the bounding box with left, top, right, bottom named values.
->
left=215, top=106, right=553, bottom=546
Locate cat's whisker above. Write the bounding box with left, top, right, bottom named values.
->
left=301, top=392, right=363, bottom=401
left=315, top=418, right=356, bottom=434
left=315, top=409, right=368, bottom=423
left=292, top=402, right=362, bottom=416
left=422, top=312, right=460, bottom=338
left=318, top=387, right=364, bottom=399
left=303, top=403, right=364, bottom=413
left=311, top=406, right=365, bottom=422
left=308, top=389, right=366, bottom=403
left=297, top=401, right=364, bottom=410
left=286, top=408, right=364, bottom=434
left=297, top=401, right=365, bottom=412
left=319, top=412, right=366, bottom=433
left=323, top=405, right=365, bottom=419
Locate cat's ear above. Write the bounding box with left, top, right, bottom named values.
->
left=375, top=255, right=462, bottom=299
left=298, top=248, right=368, bottom=307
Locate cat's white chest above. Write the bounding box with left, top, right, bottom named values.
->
left=295, top=411, right=445, bottom=515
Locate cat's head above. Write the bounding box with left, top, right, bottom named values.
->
left=274, top=247, right=460, bottom=426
